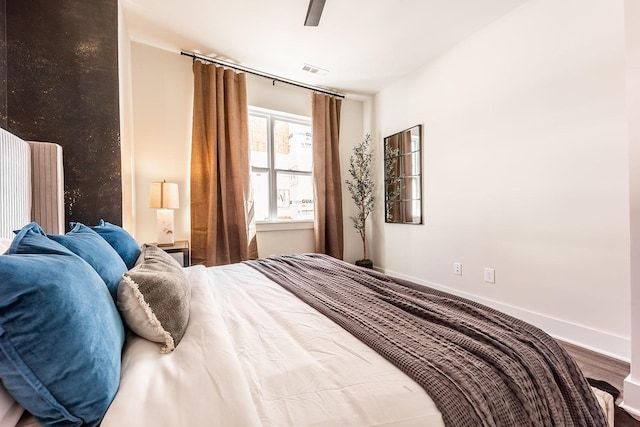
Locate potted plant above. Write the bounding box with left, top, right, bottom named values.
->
left=346, top=134, right=375, bottom=268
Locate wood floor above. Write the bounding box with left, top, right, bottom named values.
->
left=558, top=340, right=640, bottom=426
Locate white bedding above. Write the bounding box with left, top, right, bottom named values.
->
left=0, top=238, right=12, bottom=254
left=7, top=262, right=612, bottom=426
left=0, top=387, right=22, bottom=427
left=102, top=263, right=444, bottom=426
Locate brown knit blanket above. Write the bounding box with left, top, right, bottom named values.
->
left=245, top=254, right=607, bottom=427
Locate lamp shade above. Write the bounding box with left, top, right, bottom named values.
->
left=149, top=181, right=179, bottom=209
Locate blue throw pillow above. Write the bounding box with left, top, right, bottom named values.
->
left=48, top=223, right=128, bottom=301
left=86, top=219, right=141, bottom=269
left=0, top=223, right=124, bottom=426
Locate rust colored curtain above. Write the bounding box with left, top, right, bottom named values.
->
left=312, top=92, right=343, bottom=259
left=191, top=61, right=257, bottom=266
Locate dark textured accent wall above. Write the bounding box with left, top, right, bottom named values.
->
left=4, top=0, right=121, bottom=227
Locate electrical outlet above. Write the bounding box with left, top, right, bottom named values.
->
left=484, top=268, right=495, bottom=284
left=453, top=262, right=462, bottom=275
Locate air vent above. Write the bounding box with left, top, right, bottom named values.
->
left=302, top=63, right=328, bottom=76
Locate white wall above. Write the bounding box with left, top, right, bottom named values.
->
left=118, top=3, right=135, bottom=234
left=623, top=0, right=640, bottom=417
left=129, top=42, right=365, bottom=261
left=130, top=43, right=193, bottom=245
left=375, top=0, right=630, bottom=359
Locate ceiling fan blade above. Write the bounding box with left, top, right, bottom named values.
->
left=304, top=0, right=326, bottom=26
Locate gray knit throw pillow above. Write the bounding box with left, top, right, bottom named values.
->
left=117, top=244, right=191, bottom=353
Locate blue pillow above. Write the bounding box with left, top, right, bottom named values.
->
left=0, top=223, right=124, bottom=427
left=48, top=223, right=128, bottom=301
left=87, top=219, right=141, bottom=269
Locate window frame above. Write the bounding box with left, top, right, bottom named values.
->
left=249, top=106, right=314, bottom=224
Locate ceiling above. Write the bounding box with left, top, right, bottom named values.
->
left=121, top=0, right=530, bottom=96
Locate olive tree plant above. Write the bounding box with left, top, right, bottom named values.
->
left=346, top=134, right=375, bottom=267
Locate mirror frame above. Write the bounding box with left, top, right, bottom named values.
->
left=383, top=124, right=423, bottom=224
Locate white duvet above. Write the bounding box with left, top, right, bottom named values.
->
left=102, top=264, right=444, bottom=426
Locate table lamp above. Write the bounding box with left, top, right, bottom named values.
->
left=149, top=181, right=179, bottom=246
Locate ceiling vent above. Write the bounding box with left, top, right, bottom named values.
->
left=302, top=63, right=328, bottom=76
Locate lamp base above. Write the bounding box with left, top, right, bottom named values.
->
left=156, top=209, right=175, bottom=246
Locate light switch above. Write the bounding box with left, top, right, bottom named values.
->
left=484, top=268, right=495, bottom=284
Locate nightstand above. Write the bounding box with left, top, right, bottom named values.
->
left=151, top=240, right=190, bottom=267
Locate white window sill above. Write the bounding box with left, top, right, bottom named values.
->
left=256, top=221, right=314, bottom=232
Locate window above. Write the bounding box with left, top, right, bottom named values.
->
left=249, top=107, right=314, bottom=222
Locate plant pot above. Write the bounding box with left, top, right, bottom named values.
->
left=355, top=259, right=373, bottom=269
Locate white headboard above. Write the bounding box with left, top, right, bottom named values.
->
left=0, top=127, right=64, bottom=239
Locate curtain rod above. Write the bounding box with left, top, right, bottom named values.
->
left=181, top=50, right=345, bottom=99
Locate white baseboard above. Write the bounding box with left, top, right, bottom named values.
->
left=622, top=376, right=640, bottom=420
left=384, top=268, right=630, bottom=362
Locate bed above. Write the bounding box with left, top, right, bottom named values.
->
left=0, top=127, right=614, bottom=426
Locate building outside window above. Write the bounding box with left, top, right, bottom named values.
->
left=249, top=107, right=313, bottom=222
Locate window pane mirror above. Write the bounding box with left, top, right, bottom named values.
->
left=384, top=125, right=423, bottom=224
